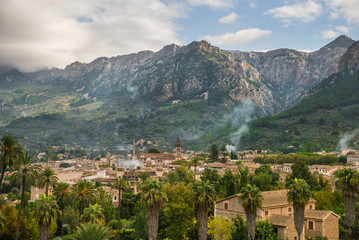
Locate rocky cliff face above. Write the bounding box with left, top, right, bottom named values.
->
left=228, top=35, right=355, bottom=109
left=338, top=40, right=359, bottom=73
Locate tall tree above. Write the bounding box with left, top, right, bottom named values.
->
left=0, top=135, right=23, bottom=193
left=112, top=176, right=129, bottom=238
left=83, top=203, right=105, bottom=224
left=35, top=194, right=58, bottom=240
left=192, top=180, right=216, bottom=240
left=221, top=169, right=237, bottom=197
left=335, top=168, right=359, bottom=239
left=38, top=167, right=58, bottom=197
left=140, top=178, right=167, bottom=240
left=239, top=184, right=262, bottom=240
left=71, top=179, right=95, bottom=223
left=11, top=152, right=39, bottom=240
left=238, top=164, right=250, bottom=192
left=53, top=182, right=70, bottom=236
left=136, top=172, right=150, bottom=191
left=209, top=144, right=219, bottom=162
left=191, top=157, right=200, bottom=175
left=287, top=178, right=311, bottom=240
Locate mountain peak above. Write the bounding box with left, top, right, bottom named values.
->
left=323, top=35, right=355, bottom=49
left=158, top=43, right=181, bottom=56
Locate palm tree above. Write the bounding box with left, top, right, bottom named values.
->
left=53, top=182, right=70, bottom=236
left=35, top=194, right=58, bottom=240
left=136, top=172, right=150, bottom=191
left=191, top=157, right=199, bottom=175
left=192, top=180, right=216, bottom=240
left=140, top=178, right=167, bottom=240
left=238, top=164, right=250, bottom=192
left=71, top=179, right=95, bottom=223
left=167, top=171, right=180, bottom=185
left=83, top=203, right=105, bottom=224
left=239, top=184, right=262, bottom=240
left=335, top=168, right=359, bottom=238
left=10, top=152, right=39, bottom=240
left=74, top=223, right=112, bottom=240
left=287, top=178, right=311, bottom=240
left=38, top=167, right=58, bottom=197
left=112, top=176, right=129, bottom=238
left=0, top=135, right=23, bottom=194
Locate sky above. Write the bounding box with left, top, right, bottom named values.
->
left=0, top=0, right=358, bottom=72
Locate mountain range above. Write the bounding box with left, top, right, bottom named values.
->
left=0, top=35, right=356, bottom=152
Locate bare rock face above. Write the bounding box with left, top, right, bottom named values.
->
left=227, top=35, right=354, bottom=109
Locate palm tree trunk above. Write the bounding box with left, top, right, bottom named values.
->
left=79, top=201, right=83, bottom=223
left=246, top=211, right=256, bottom=240
left=118, top=189, right=122, bottom=240
left=197, top=205, right=208, bottom=240
left=294, top=204, right=305, bottom=239
left=61, top=206, right=64, bottom=236
left=148, top=206, right=159, bottom=240
left=0, top=162, right=7, bottom=194
left=39, top=223, right=50, bottom=240
left=45, top=184, right=49, bottom=197
left=15, top=176, right=26, bottom=240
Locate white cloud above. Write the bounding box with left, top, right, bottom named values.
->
left=326, top=0, right=359, bottom=24
left=203, top=28, right=272, bottom=46
left=336, top=25, right=350, bottom=34
left=265, top=1, right=322, bottom=25
left=249, top=2, right=257, bottom=8
left=0, top=0, right=187, bottom=71
left=318, top=30, right=339, bottom=39
left=219, top=12, right=238, bottom=24
left=186, top=0, right=234, bottom=8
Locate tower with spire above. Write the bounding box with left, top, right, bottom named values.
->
left=175, top=136, right=182, bottom=160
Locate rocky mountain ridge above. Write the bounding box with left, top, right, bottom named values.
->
left=1, top=35, right=355, bottom=116
left=0, top=36, right=356, bottom=151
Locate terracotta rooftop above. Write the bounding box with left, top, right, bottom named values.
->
left=268, top=214, right=293, bottom=227
left=305, top=210, right=340, bottom=220
left=216, top=189, right=316, bottom=208
left=136, top=153, right=175, bottom=160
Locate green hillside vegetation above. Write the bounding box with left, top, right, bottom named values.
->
left=0, top=82, right=228, bottom=151
left=240, top=70, right=359, bottom=152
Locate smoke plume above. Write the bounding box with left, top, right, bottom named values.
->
left=126, top=85, right=139, bottom=98
left=116, top=158, right=142, bottom=169
left=337, top=129, right=359, bottom=151
left=226, top=99, right=255, bottom=148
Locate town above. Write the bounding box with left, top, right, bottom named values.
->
left=1, top=135, right=358, bottom=240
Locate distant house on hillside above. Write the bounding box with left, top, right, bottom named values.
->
left=215, top=189, right=339, bottom=240
left=347, top=155, right=359, bottom=165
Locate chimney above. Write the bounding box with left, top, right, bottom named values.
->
left=133, top=140, right=136, bottom=160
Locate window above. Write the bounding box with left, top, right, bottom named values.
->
left=114, top=196, right=117, bottom=201
left=309, top=221, right=314, bottom=229
left=115, top=190, right=117, bottom=194
left=224, top=202, right=229, bottom=210
left=288, top=208, right=292, bottom=213
left=309, top=205, right=312, bottom=210
left=294, top=237, right=297, bottom=240
left=265, top=211, right=269, bottom=216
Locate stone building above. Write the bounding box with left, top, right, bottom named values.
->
left=215, top=189, right=339, bottom=240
